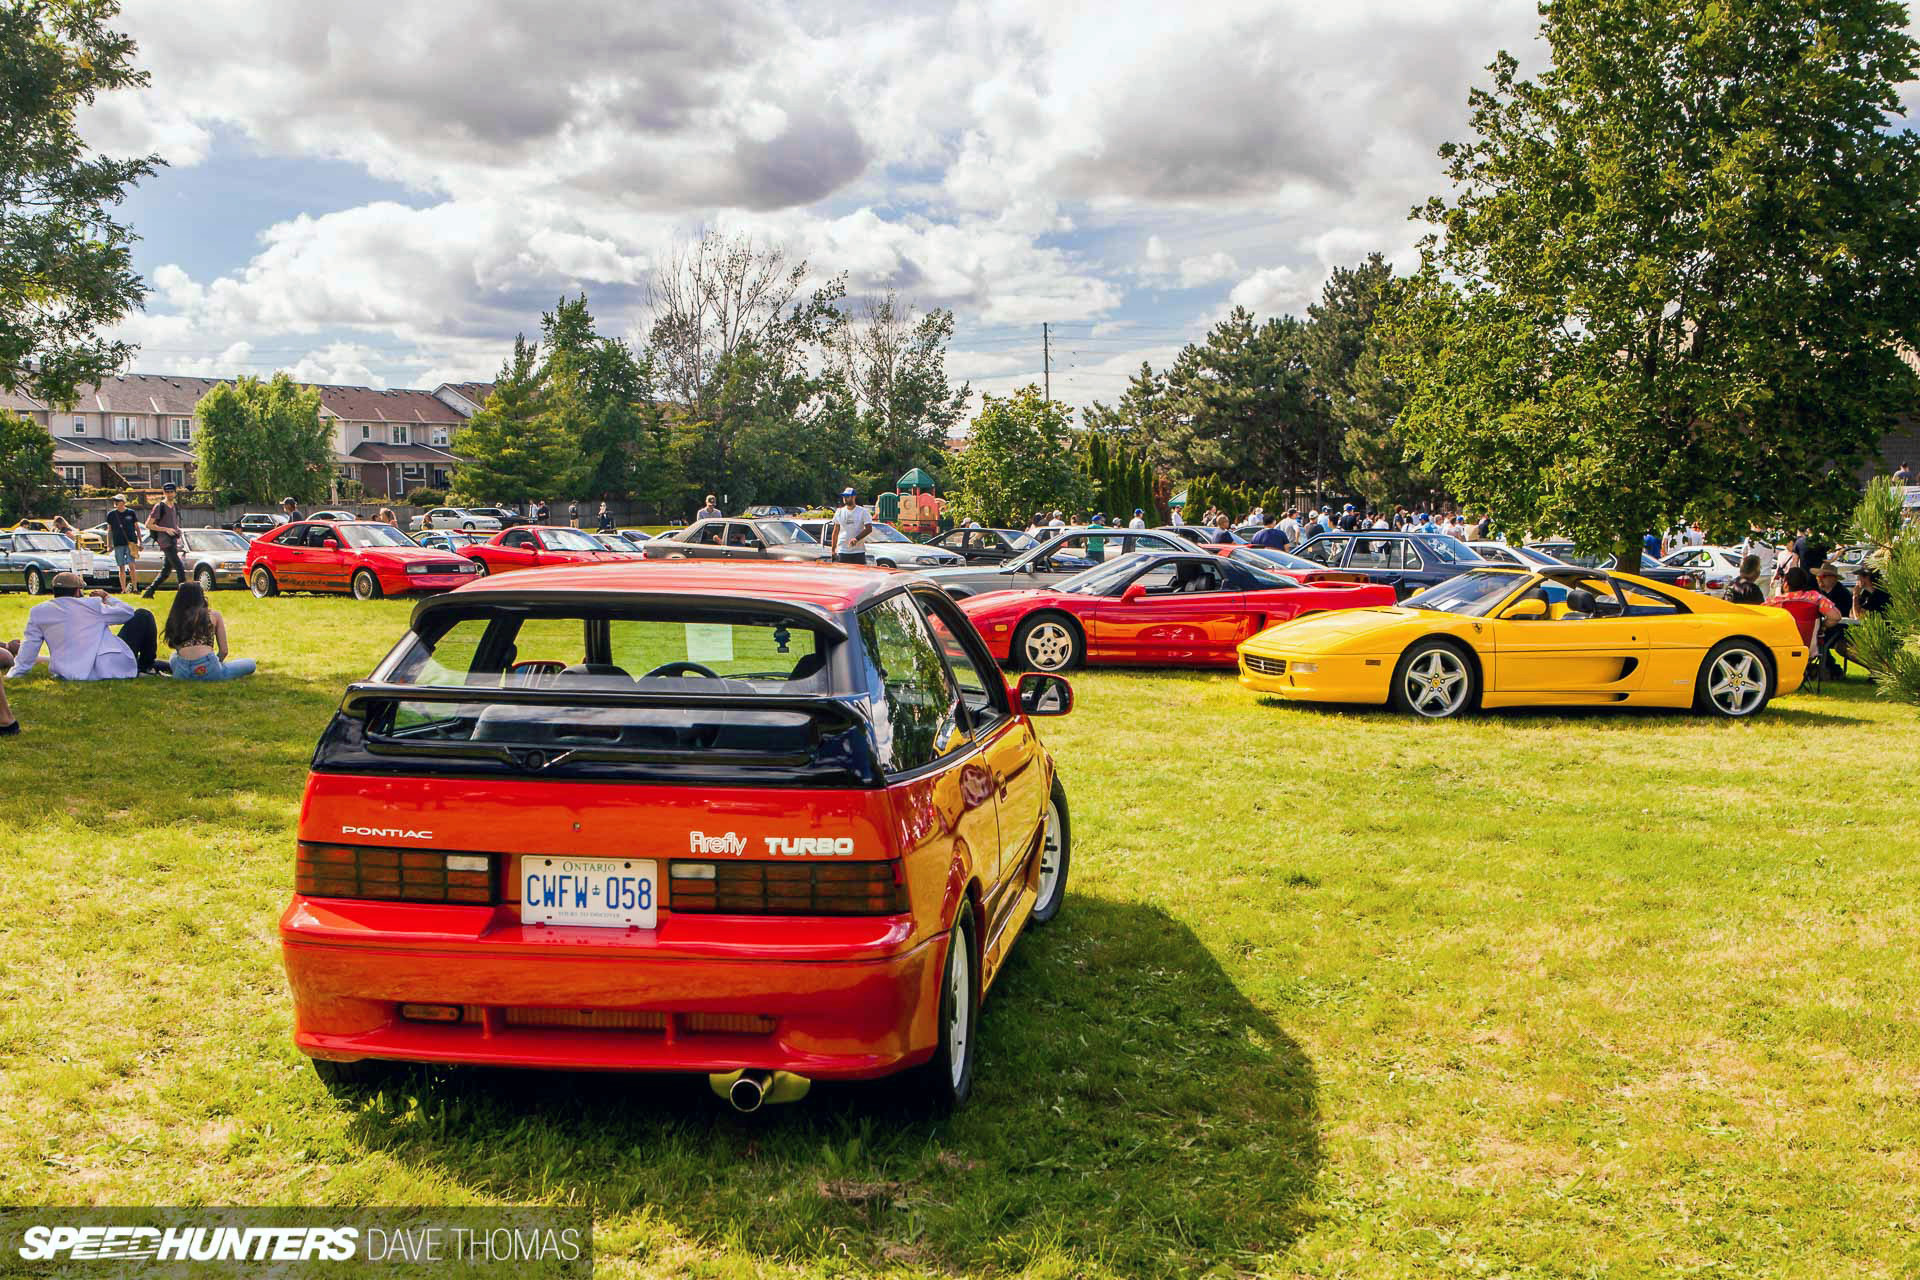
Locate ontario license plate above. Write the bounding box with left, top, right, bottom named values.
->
left=521, top=856, right=657, bottom=928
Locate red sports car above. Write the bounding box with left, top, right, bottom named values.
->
left=462, top=524, right=637, bottom=575
left=280, top=561, right=1073, bottom=1111
left=1216, top=543, right=1374, bottom=585
left=247, top=520, right=483, bottom=600
left=958, top=550, right=1397, bottom=671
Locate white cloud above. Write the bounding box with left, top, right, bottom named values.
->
left=1228, top=265, right=1315, bottom=317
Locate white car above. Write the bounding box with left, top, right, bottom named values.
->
left=409, top=507, right=503, bottom=533
left=1658, top=545, right=1763, bottom=593
left=1467, top=540, right=1569, bottom=569
left=791, top=520, right=964, bottom=569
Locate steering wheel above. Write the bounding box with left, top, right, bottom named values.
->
left=644, top=661, right=722, bottom=679
left=505, top=659, right=567, bottom=689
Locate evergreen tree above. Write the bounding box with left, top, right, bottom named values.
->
left=451, top=336, right=585, bottom=506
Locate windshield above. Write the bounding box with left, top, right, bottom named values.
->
left=1404, top=570, right=1526, bottom=616
left=1005, top=531, right=1038, bottom=549
left=1233, top=561, right=1298, bottom=589
left=865, top=523, right=912, bottom=544
left=759, top=520, right=817, bottom=545
left=542, top=528, right=603, bottom=551
left=1240, top=546, right=1316, bottom=573
left=185, top=530, right=249, bottom=554
left=15, top=533, right=74, bottom=552
left=1058, top=553, right=1155, bottom=595
left=1417, top=534, right=1481, bottom=564
left=339, top=524, right=416, bottom=549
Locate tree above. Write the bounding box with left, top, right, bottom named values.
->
left=1306, top=254, right=1430, bottom=507
left=0, top=408, right=59, bottom=521
left=450, top=336, right=585, bottom=505
left=192, top=375, right=328, bottom=503
left=1151, top=309, right=1322, bottom=498
left=947, top=386, right=1089, bottom=527
left=1392, top=0, right=1920, bottom=569
left=1844, top=475, right=1920, bottom=703
left=829, top=293, right=968, bottom=491
left=0, top=2, right=161, bottom=406
left=1083, top=363, right=1175, bottom=455
left=540, top=293, right=656, bottom=498
left=644, top=231, right=847, bottom=506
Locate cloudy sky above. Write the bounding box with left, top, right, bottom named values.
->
left=81, top=0, right=1885, bottom=412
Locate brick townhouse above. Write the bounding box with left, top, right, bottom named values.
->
left=0, top=374, right=495, bottom=500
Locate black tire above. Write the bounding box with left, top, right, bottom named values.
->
left=470, top=559, right=489, bottom=576
left=351, top=569, right=382, bottom=601
left=310, top=1057, right=394, bottom=1095
left=462, top=522, right=476, bottom=531
left=1694, top=638, right=1774, bottom=718
left=912, top=909, right=979, bottom=1111
left=875, top=558, right=896, bottom=569
left=1388, top=638, right=1478, bottom=719
left=194, top=566, right=216, bottom=592
left=24, top=567, right=46, bottom=595
left=1012, top=613, right=1082, bottom=672
left=249, top=566, right=278, bottom=598
left=1030, top=776, right=1070, bottom=925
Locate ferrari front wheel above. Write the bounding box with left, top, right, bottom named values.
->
left=1390, top=639, right=1476, bottom=719
left=1695, top=639, right=1773, bottom=718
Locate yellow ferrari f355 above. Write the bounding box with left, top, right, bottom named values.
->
left=1237, top=565, right=1808, bottom=719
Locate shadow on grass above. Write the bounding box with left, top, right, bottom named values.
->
left=335, top=897, right=1321, bottom=1275
left=1252, top=682, right=1876, bottom=727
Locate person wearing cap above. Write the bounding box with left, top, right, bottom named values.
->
left=7, top=572, right=160, bottom=684
left=1128, top=508, right=1146, bottom=530
left=828, top=487, right=872, bottom=565
left=698, top=494, right=722, bottom=521
left=105, top=493, right=141, bottom=593
left=281, top=496, right=305, bottom=523
left=141, top=482, right=188, bottom=598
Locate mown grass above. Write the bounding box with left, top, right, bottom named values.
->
left=0, top=590, right=1916, bottom=1277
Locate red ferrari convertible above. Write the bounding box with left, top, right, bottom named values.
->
left=463, top=524, right=637, bottom=575
left=958, top=550, right=1397, bottom=670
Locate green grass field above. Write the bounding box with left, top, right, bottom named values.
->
left=1, top=589, right=1916, bottom=1278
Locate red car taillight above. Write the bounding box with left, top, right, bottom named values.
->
left=667, top=859, right=908, bottom=915
left=296, top=843, right=496, bottom=904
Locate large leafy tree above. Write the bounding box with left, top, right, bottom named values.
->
left=192, top=375, right=329, bottom=503
left=1393, top=0, right=1920, bottom=566
left=450, top=336, right=585, bottom=506
left=948, top=386, right=1090, bottom=527
left=1, top=2, right=160, bottom=405
left=0, top=407, right=59, bottom=521
left=828, top=293, right=968, bottom=491
left=539, top=293, right=658, bottom=498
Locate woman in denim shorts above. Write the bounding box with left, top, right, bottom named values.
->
left=162, top=584, right=256, bottom=681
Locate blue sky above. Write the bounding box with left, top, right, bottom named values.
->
left=77, top=0, right=1920, bottom=410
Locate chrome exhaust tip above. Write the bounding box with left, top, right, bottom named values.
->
left=709, top=1068, right=811, bottom=1112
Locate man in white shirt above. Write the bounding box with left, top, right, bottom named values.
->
left=697, top=494, right=723, bottom=521
left=1128, top=509, right=1147, bottom=530
left=827, top=487, right=873, bottom=564
left=6, top=573, right=160, bottom=683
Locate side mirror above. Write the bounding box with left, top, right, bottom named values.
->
left=1018, top=672, right=1074, bottom=716
left=323, top=537, right=340, bottom=550
left=1120, top=582, right=1148, bottom=604
left=1504, top=597, right=1548, bottom=620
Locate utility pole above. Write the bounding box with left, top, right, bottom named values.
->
left=1042, top=322, right=1051, bottom=401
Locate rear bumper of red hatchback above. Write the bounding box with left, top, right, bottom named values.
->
left=279, top=896, right=948, bottom=1079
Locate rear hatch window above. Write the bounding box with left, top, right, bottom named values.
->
left=314, top=603, right=877, bottom=785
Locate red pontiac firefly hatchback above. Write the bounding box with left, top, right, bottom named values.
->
left=280, top=561, right=1074, bottom=1110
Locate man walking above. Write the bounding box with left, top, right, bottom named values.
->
left=827, top=487, right=872, bottom=565
left=104, top=493, right=140, bottom=593
left=281, top=496, right=305, bottom=523
left=141, top=483, right=188, bottom=598
left=9, top=572, right=161, bottom=679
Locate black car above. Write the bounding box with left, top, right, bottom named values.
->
left=1157, top=524, right=1244, bottom=546
left=1525, top=542, right=1697, bottom=590
left=641, top=517, right=829, bottom=562
left=919, top=527, right=1191, bottom=598
left=1291, top=531, right=1490, bottom=599
left=922, top=527, right=1041, bottom=565
left=464, top=506, right=533, bottom=528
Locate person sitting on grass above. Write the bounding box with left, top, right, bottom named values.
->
left=0, top=639, right=19, bottom=735
left=7, top=572, right=162, bottom=682
left=164, top=583, right=256, bottom=682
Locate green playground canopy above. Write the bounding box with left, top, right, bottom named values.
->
left=896, top=467, right=937, bottom=490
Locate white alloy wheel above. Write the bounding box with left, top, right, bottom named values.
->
left=1030, top=780, right=1070, bottom=924
left=1400, top=645, right=1471, bottom=717
left=945, top=929, right=972, bottom=1092
left=1020, top=619, right=1076, bottom=671
left=1701, top=644, right=1771, bottom=717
